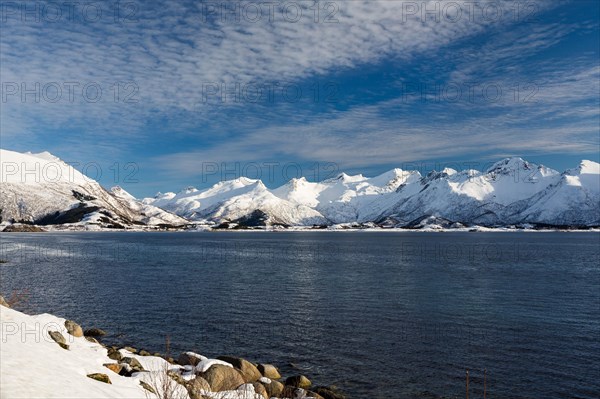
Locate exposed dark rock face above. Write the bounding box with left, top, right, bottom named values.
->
left=2, top=224, right=45, bottom=232
left=36, top=205, right=100, bottom=225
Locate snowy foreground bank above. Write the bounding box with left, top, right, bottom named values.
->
left=0, top=302, right=342, bottom=399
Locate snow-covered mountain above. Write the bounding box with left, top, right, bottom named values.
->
left=373, top=158, right=565, bottom=227
left=520, top=160, right=600, bottom=226
left=0, top=149, right=186, bottom=229
left=145, top=157, right=599, bottom=229
left=2, top=148, right=598, bottom=229
left=272, top=169, right=421, bottom=223
left=143, top=178, right=326, bottom=226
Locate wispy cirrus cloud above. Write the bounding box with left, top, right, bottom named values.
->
left=151, top=18, right=600, bottom=181
left=1, top=0, right=597, bottom=195
left=1, top=0, right=553, bottom=136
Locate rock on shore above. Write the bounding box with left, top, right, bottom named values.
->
left=0, top=305, right=345, bottom=399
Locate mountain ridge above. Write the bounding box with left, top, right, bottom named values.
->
left=1, top=149, right=599, bottom=230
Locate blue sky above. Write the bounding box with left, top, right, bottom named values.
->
left=1, top=0, right=599, bottom=197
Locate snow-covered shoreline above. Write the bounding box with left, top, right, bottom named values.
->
left=1, top=222, right=599, bottom=234
left=0, top=303, right=343, bottom=399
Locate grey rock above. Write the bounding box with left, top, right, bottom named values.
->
left=48, top=331, right=69, bottom=350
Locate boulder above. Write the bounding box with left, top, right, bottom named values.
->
left=103, top=363, right=122, bottom=374
left=237, top=383, right=256, bottom=394
left=307, top=390, right=326, bottom=399
left=139, top=381, right=156, bottom=394
left=286, top=375, right=312, bottom=389
left=138, top=350, right=151, bottom=356
left=107, top=347, right=122, bottom=361
left=84, top=328, right=106, bottom=337
left=121, top=357, right=144, bottom=371
left=313, top=386, right=346, bottom=399
left=168, top=370, right=186, bottom=385
left=257, top=363, right=281, bottom=379
left=87, top=373, right=111, bottom=384
left=85, top=336, right=99, bottom=344
left=187, top=376, right=211, bottom=398
left=48, top=331, right=69, bottom=350
left=282, top=386, right=308, bottom=398
left=0, top=296, right=9, bottom=308
left=178, top=352, right=204, bottom=366
left=64, top=320, right=83, bottom=337
left=252, top=382, right=269, bottom=399
left=200, top=364, right=245, bottom=392
left=122, top=346, right=137, bottom=353
left=258, top=377, right=271, bottom=384
left=261, top=379, right=284, bottom=397
left=118, top=363, right=134, bottom=377
left=217, top=356, right=261, bottom=382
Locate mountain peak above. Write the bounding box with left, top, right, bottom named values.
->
left=111, top=186, right=135, bottom=200
left=579, top=160, right=600, bottom=175
left=332, top=172, right=365, bottom=183
left=441, top=167, right=457, bottom=176
left=179, top=186, right=198, bottom=194
left=23, top=151, right=61, bottom=162
left=486, top=157, right=533, bottom=174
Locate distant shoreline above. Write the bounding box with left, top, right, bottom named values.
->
left=2, top=224, right=599, bottom=233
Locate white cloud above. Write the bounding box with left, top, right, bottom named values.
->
left=1, top=0, right=548, bottom=136
left=1, top=0, right=597, bottom=191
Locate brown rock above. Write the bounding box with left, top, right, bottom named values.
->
left=286, top=375, right=312, bottom=389
left=85, top=336, right=99, bottom=344
left=313, top=386, right=346, bottom=399
left=139, top=350, right=151, bottom=356
left=307, top=390, right=326, bottom=399
left=2, top=224, right=45, bottom=232
left=282, top=385, right=307, bottom=398
left=257, top=363, right=281, bottom=379
left=87, top=373, right=111, bottom=384
left=121, top=357, right=144, bottom=371
left=0, top=296, right=9, bottom=308
left=178, top=352, right=202, bottom=366
left=217, top=356, right=261, bottom=382
left=187, top=376, right=212, bottom=398
left=252, top=382, right=269, bottom=399
left=107, top=347, right=122, bottom=361
left=84, top=328, right=106, bottom=337
left=200, top=364, right=245, bottom=392
left=261, top=379, right=284, bottom=397
left=103, top=363, right=122, bottom=374
left=122, top=346, right=137, bottom=353
left=64, top=320, right=83, bottom=337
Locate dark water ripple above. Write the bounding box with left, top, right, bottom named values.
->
left=0, top=231, right=599, bottom=399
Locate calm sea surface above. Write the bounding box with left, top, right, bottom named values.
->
left=1, top=231, right=599, bottom=398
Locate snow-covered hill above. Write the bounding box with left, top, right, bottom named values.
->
left=0, top=149, right=186, bottom=229
left=2, top=148, right=598, bottom=229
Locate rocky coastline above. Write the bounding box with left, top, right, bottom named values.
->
left=0, top=297, right=345, bottom=399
